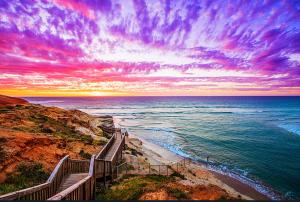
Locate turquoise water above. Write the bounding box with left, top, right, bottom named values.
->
left=25, top=96, right=300, bottom=199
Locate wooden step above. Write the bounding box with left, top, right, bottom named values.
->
left=58, top=173, right=88, bottom=192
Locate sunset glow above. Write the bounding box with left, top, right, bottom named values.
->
left=0, top=0, right=300, bottom=96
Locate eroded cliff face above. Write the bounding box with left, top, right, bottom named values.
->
left=0, top=95, right=114, bottom=186
left=0, top=130, right=98, bottom=183
left=0, top=95, right=28, bottom=106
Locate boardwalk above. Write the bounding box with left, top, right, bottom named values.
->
left=57, top=173, right=88, bottom=193
left=0, top=129, right=126, bottom=200
left=0, top=128, right=191, bottom=200
left=104, top=132, right=122, bottom=161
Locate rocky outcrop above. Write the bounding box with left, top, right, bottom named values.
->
left=96, top=115, right=115, bottom=138
left=0, top=103, right=113, bottom=142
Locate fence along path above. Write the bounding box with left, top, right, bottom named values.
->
left=0, top=129, right=126, bottom=200
left=0, top=128, right=192, bottom=200
left=115, top=157, right=192, bottom=178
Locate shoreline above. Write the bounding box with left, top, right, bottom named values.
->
left=127, top=132, right=271, bottom=200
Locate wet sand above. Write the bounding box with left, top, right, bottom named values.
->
left=211, top=171, right=269, bottom=200
left=129, top=133, right=271, bottom=200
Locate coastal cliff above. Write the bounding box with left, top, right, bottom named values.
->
left=0, top=95, right=267, bottom=200
left=0, top=95, right=114, bottom=194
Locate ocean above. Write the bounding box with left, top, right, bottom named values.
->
left=24, top=96, right=300, bottom=199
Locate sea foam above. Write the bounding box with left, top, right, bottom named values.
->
left=278, top=123, right=300, bottom=136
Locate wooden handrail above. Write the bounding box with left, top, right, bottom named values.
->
left=0, top=128, right=127, bottom=200
left=96, top=133, right=116, bottom=159
left=47, top=155, right=69, bottom=183
left=116, top=162, right=127, bottom=168
left=47, top=176, right=92, bottom=200
left=48, top=155, right=96, bottom=200
left=0, top=155, right=70, bottom=200
left=88, top=155, right=95, bottom=176
left=0, top=183, right=50, bottom=200
left=109, top=133, right=125, bottom=162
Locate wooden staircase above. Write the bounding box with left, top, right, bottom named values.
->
left=0, top=128, right=191, bottom=201
left=57, top=173, right=88, bottom=193
left=0, top=128, right=126, bottom=200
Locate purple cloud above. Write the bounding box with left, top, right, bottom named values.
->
left=0, top=0, right=300, bottom=95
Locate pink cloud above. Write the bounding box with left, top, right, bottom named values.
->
left=0, top=0, right=299, bottom=95
left=51, top=0, right=95, bottom=20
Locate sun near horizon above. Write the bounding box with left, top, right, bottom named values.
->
left=1, top=88, right=300, bottom=97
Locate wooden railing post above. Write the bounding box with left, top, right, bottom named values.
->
left=82, top=181, right=86, bottom=200
left=103, top=161, right=106, bottom=186
left=92, top=176, right=95, bottom=200
left=111, top=162, right=114, bottom=181
left=1, top=128, right=129, bottom=200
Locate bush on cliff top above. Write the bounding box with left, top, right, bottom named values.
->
left=0, top=162, right=49, bottom=194
left=79, top=149, right=92, bottom=159
left=96, top=174, right=178, bottom=200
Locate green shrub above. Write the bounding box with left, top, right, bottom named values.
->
left=167, top=188, right=188, bottom=199
left=129, top=148, right=143, bottom=156
left=0, top=106, right=14, bottom=113
left=188, top=169, right=196, bottom=176
left=146, top=174, right=169, bottom=183
left=0, top=108, right=10, bottom=113
left=15, top=105, right=23, bottom=109
left=29, top=114, right=49, bottom=122
left=0, top=162, right=49, bottom=195
left=12, top=127, right=26, bottom=131
left=96, top=174, right=173, bottom=200
left=80, top=135, right=94, bottom=145
left=97, top=139, right=108, bottom=145
left=16, top=162, right=49, bottom=182
left=170, top=171, right=186, bottom=180
left=5, top=106, right=14, bottom=110
left=79, top=149, right=92, bottom=159
left=41, top=127, right=54, bottom=133
left=0, top=184, right=18, bottom=194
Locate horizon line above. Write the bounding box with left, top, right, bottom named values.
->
left=19, top=95, right=300, bottom=98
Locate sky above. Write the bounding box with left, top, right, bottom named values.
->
left=0, top=0, right=300, bottom=96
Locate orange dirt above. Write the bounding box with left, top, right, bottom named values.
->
left=138, top=181, right=233, bottom=200
left=0, top=95, right=28, bottom=106
left=0, top=95, right=111, bottom=184
left=166, top=181, right=233, bottom=200
left=0, top=129, right=100, bottom=183
left=140, top=189, right=176, bottom=200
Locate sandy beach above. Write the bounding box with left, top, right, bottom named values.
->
left=126, top=133, right=270, bottom=200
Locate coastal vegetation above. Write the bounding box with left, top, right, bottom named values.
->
left=97, top=174, right=233, bottom=200
left=96, top=174, right=183, bottom=200
left=0, top=95, right=114, bottom=195
left=0, top=95, right=258, bottom=200
left=0, top=162, right=49, bottom=194
left=79, top=149, right=92, bottom=159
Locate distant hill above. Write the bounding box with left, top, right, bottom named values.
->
left=0, top=95, right=28, bottom=106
